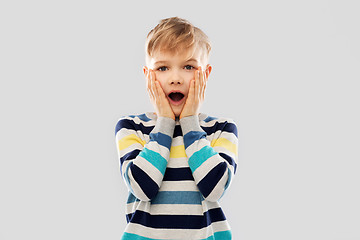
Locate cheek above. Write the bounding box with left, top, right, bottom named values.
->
left=185, top=72, right=195, bottom=85
left=154, top=73, right=166, bottom=86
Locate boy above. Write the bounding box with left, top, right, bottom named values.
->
left=115, top=17, right=238, bottom=240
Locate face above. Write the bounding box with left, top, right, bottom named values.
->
left=145, top=48, right=211, bottom=117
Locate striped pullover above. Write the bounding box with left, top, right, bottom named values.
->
left=115, top=112, right=238, bottom=240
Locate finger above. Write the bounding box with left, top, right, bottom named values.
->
left=146, top=70, right=154, bottom=99
left=199, top=69, right=204, bottom=100
left=198, top=67, right=203, bottom=95
left=195, top=69, right=200, bottom=102
left=188, top=79, right=195, bottom=102
left=201, top=70, right=206, bottom=99
left=149, top=71, right=157, bottom=102
left=155, top=80, right=164, bottom=100
left=150, top=71, right=159, bottom=103
left=146, top=69, right=150, bottom=89
left=202, top=73, right=207, bottom=99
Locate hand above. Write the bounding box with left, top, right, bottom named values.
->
left=145, top=68, right=175, bottom=120
left=179, top=66, right=208, bottom=120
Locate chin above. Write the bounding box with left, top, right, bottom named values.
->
left=172, top=108, right=182, bottom=119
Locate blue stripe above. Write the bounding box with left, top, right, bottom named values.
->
left=131, top=164, right=159, bottom=199
left=126, top=192, right=140, bottom=204
left=126, top=208, right=226, bottom=229
left=224, top=168, right=232, bottom=191
left=149, top=132, right=172, bottom=150
left=120, top=149, right=141, bottom=165
left=204, top=116, right=218, bottom=122
left=138, top=148, right=167, bottom=175
left=201, top=121, right=238, bottom=138
left=137, top=113, right=152, bottom=122
left=220, top=168, right=232, bottom=200
left=124, top=163, right=135, bottom=195
left=116, top=117, right=237, bottom=138
left=151, top=191, right=202, bottom=205
left=173, top=125, right=183, bottom=138
left=197, top=162, right=227, bottom=198
left=223, top=122, right=238, bottom=137
left=128, top=114, right=151, bottom=122
left=188, top=145, right=218, bottom=172
left=115, top=118, right=154, bottom=135
left=163, top=167, right=194, bottom=181
left=219, top=152, right=237, bottom=174
left=183, top=131, right=207, bottom=149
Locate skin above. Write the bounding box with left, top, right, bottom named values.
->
left=143, top=48, right=212, bottom=120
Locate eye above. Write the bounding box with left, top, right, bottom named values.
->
left=157, top=66, right=168, bottom=71
left=184, top=65, right=194, bottom=70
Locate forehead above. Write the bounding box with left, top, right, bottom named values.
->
left=148, top=47, right=205, bottom=66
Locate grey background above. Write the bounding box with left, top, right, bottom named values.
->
left=1, top=0, right=359, bottom=239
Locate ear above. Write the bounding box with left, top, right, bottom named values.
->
left=205, top=64, right=212, bottom=79
left=143, top=66, right=148, bottom=76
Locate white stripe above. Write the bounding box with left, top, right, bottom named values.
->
left=185, top=139, right=208, bottom=157
left=206, top=130, right=220, bottom=142
left=171, top=136, right=185, bottom=146
left=126, top=202, right=204, bottom=215
left=124, top=221, right=231, bottom=239
left=167, top=157, right=188, bottom=168
left=146, top=140, right=170, bottom=160
left=204, top=168, right=228, bottom=202
left=159, top=180, right=198, bottom=191
left=125, top=200, right=141, bottom=215
left=221, top=131, right=237, bottom=141
left=133, top=156, right=164, bottom=184
left=127, top=166, right=150, bottom=201
left=121, top=116, right=156, bottom=127
left=118, top=143, right=142, bottom=159
left=115, top=128, right=142, bottom=141
left=125, top=198, right=221, bottom=215
left=213, top=145, right=237, bottom=160
left=193, top=154, right=222, bottom=181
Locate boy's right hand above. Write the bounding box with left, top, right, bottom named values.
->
left=145, top=68, right=175, bottom=120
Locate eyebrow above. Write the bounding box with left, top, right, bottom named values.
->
left=154, top=59, right=198, bottom=66
left=185, top=58, right=198, bottom=63
left=153, top=61, right=168, bottom=65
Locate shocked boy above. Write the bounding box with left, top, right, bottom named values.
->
left=115, top=17, right=238, bottom=240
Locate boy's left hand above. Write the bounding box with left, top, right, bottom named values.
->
left=179, top=66, right=208, bottom=119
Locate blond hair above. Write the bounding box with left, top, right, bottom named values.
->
left=145, top=17, right=211, bottom=65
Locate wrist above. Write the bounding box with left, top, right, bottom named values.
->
left=179, top=112, right=197, bottom=120
left=159, top=113, right=175, bottom=120
left=179, top=114, right=203, bottom=135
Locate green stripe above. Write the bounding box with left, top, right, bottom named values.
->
left=203, top=230, right=232, bottom=240
left=188, top=145, right=218, bottom=172
left=138, top=147, right=167, bottom=175
left=121, top=229, right=232, bottom=240
left=121, top=230, right=232, bottom=240
left=121, top=232, right=158, bottom=240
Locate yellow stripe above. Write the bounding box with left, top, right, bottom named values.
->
left=170, top=145, right=187, bottom=158
left=117, top=134, right=146, bottom=151
left=211, top=138, right=238, bottom=156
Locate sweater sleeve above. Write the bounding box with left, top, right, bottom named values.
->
left=115, top=116, right=175, bottom=201
left=180, top=115, right=238, bottom=202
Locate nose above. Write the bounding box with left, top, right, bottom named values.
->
left=169, top=70, right=183, bottom=85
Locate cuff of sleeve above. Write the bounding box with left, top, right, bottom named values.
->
left=152, top=116, right=176, bottom=137
left=179, top=114, right=204, bottom=135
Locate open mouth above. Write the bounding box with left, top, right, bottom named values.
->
left=168, top=92, right=185, bottom=104
left=169, top=92, right=184, bottom=101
